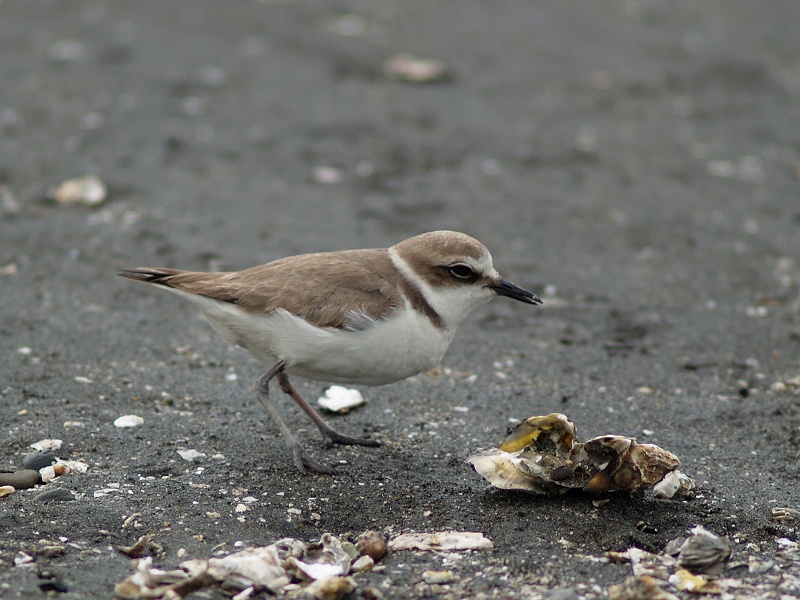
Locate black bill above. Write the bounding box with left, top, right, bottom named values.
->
left=488, top=278, right=542, bottom=305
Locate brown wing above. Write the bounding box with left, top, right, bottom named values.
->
left=119, top=248, right=405, bottom=329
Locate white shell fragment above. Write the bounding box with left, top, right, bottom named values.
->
left=388, top=531, right=494, bottom=552
left=467, top=413, right=690, bottom=496
left=31, top=439, right=63, bottom=451
left=0, top=486, right=15, bottom=498
left=384, top=53, right=451, bottom=83
left=114, top=415, right=144, bottom=428
left=177, top=449, right=206, bottom=461
left=653, top=470, right=695, bottom=499
left=50, top=175, right=107, bottom=206
left=317, top=386, right=365, bottom=414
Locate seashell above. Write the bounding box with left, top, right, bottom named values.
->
left=354, top=530, right=388, bottom=562
left=499, top=412, right=576, bottom=454
left=469, top=413, right=689, bottom=497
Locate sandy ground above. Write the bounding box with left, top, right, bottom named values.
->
left=2, top=1, right=800, bottom=598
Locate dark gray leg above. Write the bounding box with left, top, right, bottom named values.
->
left=254, top=362, right=335, bottom=474
left=276, top=370, right=380, bottom=447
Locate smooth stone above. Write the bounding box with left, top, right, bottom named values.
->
left=0, top=470, right=40, bottom=489
left=23, top=449, right=57, bottom=470
left=34, top=488, right=75, bottom=502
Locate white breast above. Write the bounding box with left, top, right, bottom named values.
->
left=170, top=289, right=457, bottom=386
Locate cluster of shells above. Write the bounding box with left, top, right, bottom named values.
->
left=467, top=413, right=694, bottom=497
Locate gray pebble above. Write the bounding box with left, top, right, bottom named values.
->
left=34, top=488, right=75, bottom=502
left=0, top=469, right=40, bottom=489
left=23, top=449, right=57, bottom=470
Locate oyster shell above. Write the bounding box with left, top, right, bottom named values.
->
left=467, top=413, right=689, bottom=496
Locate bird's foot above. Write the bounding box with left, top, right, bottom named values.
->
left=286, top=440, right=336, bottom=474
left=323, top=428, right=381, bottom=447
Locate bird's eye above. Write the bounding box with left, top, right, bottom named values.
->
left=448, top=264, right=475, bottom=279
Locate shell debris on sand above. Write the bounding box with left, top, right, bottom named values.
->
left=115, top=532, right=387, bottom=599
left=466, top=413, right=693, bottom=497
left=607, top=526, right=733, bottom=598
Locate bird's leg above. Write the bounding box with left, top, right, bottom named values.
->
left=276, top=370, right=381, bottom=447
left=254, top=362, right=335, bottom=474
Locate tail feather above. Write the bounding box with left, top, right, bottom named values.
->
left=117, top=267, right=186, bottom=286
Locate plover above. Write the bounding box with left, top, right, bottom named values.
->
left=119, top=230, right=540, bottom=473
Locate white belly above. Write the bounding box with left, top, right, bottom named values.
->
left=177, top=291, right=456, bottom=386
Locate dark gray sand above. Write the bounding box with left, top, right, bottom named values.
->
left=2, top=1, right=799, bottom=598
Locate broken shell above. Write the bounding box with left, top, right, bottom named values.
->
left=466, top=448, right=571, bottom=495
left=119, top=533, right=156, bottom=558
left=317, top=386, right=365, bottom=414
left=674, top=526, right=732, bottom=576
left=421, top=570, right=454, bottom=584
left=50, top=175, right=107, bottom=206
left=0, top=485, right=15, bottom=498
left=653, top=470, right=695, bottom=499
left=499, top=413, right=576, bottom=454
left=273, top=537, right=307, bottom=560
left=580, top=437, right=680, bottom=494
left=388, top=532, right=494, bottom=552
left=285, top=534, right=351, bottom=582
left=199, top=545, right=289, bottom=590
left=604, top=547, right=677, bottom=580
left=302, top=575, right=357, bottom=600
left=668, top=568, right=722, bottom=594
left=285, top=559, right=343, bottom=581
left=39, top=466, right=57, bottom=483
left=355, top=530, right=387, bottom=562
left=31, top=439, right=63, bottom=451
left=340, top=541, right=359, bottom=561
left=771, top=507, right=800, bottom=523
left=350, top=555, right=374, bottom=573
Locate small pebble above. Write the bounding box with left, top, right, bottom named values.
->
left=23, top=449, right=57, bottom=470
left=0, top=470, right=40, bottom=490
left=34, top=488, right=76, bottom=502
